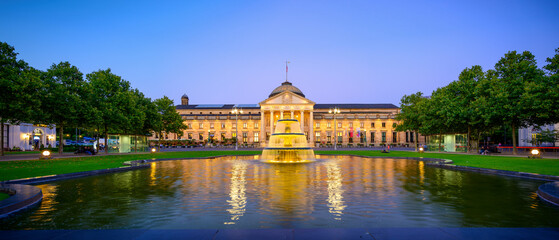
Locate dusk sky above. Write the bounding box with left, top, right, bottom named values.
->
left=2, top=0, right=558, bottom=106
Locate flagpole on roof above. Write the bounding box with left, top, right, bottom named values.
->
left=285, top=60, right=290, bottom=82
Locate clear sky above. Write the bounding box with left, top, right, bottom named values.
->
left=2, top=0, right=558, bottom=106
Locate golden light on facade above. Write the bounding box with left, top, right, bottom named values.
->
left=22, top=134, right=29, bottom=139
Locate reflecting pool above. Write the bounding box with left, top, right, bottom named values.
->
left=2, top=155, right=558, bottom=229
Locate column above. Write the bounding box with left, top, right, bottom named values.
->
left=270, top=110, right=274, bottom=135
left=309, top=111, right=314, bottom=144
left=301, top=112, right=306, bottom=141
left=291, top=110, right=294, bottom=119
left=260, top=110, right=265, bottom=147
left=280, top=110, right=284, bottom=119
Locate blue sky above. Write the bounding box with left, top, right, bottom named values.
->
left=1, top=0, right=558, bottom=106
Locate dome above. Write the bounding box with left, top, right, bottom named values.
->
left=269, top=81, right=305, bottom=98
left=181, top=94, right=189, bottom=99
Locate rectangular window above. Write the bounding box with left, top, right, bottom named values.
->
left=315, top=132, right=321, bottom=142
left=337, top=131, right=343, bottom=143
left=221, top=123, right=225, bottom=129
left=233, top=123, right=237, bottom=129
left=210, top=123, right=214, bottom=129
left=199, top=123, right=204, bottom=129
left=370, top=132, right=375, bottom=143
left=371, top=122, right=375, bottom=128
left=349, top=122, right=353, bottom=128
left=327, top=122, right=331, bottom=128
left=338, top=122, right=342, bottom=128
left=381, top=132, right=386, bottom=142
left=242, top=132, right=248, bottom=143
left=410, top=132, right=414, bottom=142
left=186, top=123, right=191, bottom=129
left=254, top=122, right=259, bottom=129
left=243, top=122, right=247, bottom=129
left=266, top=133, right=270, bottom=141
left=393, top=132, right=397, bottom=143
left=221, top=133, right=226, bottom=141
left=406, top=132, right=409, bottom=143
left=188, top=133, right=192, bottom=140
left=254, top=132, right=259, bottom=143
left=360, top=122, right=364, bottom=128
left=199, top=133, right=203, bottom=140
left=315, top=122, right=320, bottom=128
left=232, top=132, right=237, bottom=138
left=382, top=122, right=386, bottom=128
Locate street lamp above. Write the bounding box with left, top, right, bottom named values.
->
left=232, top=107, right=243, bottom=150
left=329, top=107, right=341, bottom=150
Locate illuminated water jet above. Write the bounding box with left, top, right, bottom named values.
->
left=261, top=119, right=315, bottom=163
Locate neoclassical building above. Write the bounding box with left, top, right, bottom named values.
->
left=158, top=81, right=422, bottom=147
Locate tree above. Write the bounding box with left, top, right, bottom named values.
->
left=153, top=96, right=186, bottom=150
left=86, top=69, right=132, bottom=153
left=43, top=62, right=87, bottom=155
left=491, top=51, right=544, bottom=154
left=0, top=42, right=42, bottom=156
left=395, top=92, right=426, bottom=150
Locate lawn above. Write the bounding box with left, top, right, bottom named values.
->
left=0, top=150, right=557, bottom=181
left=0, top=192, right=10, bottom=201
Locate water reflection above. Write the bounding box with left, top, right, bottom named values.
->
left=225, top=160, right=247, bottom=224
left=325, top=161, right=345, bottom=220
left=1, top=156, right=559, bottom=230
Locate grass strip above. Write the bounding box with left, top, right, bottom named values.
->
left=0, top=192, right=10, bottom=201
left=0, top=150, right=557, bottom=181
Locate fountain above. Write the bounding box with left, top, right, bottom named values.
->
left=261, top=119, right=315, bottom=163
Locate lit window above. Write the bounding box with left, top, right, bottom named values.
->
left=188, top=133, right=192, bottom=140
left=233, top=123, right=237, bottom=129
left=243, top=122, right=248, bottom=129
left=315, top=132, right=321, bottom=142
left=210, top=123, right=214, bottom=129
left=327, top=122, right=331, bottom=128
left=199, top=133, right=203, bottom=140
left=254, top=132, right=259, bottom=143
left=221, top=123, right=225, bottom=129
left=242, top=132, right=248, bottom=143
left=337, top=122, right=342, bottom=128
left=254, top=122, right=259, bottom=129
left=199, top=123, right=204, bottom=129
left=360, top=122, right=364, bottom=128
left=349, top=123, right=353, bottom=128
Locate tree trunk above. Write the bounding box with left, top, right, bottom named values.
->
left=467, top=125, right=471, bottom=153
left=512, top=123, right=517, bottom=155
left=104, top=124, right=108, bottom=154
left=415, top=132, right=419, bottom=150
left=157, top=131, right=162, bottom=151
left=413, top=131, right=417, bottom=151
left=1, top=121, right=4, bottom=157
left=438, top=134, right=442, bottom=152
left=95, top=128, right=99, bottom=154
left=134, top=134, right=138, bottom=153
left=59, top=125, right=64, bottom=155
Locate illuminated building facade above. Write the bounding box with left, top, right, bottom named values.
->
left=156, top=81, right=424, bottom=147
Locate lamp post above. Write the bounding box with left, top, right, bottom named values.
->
left=232, top=107, right=243, bottom=150
left=329, top=107, right=340, bottom=150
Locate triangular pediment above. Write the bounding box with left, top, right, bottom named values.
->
left=259, top=91, right=315, bottom=106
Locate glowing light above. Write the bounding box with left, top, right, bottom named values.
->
left=22, top=134, right=29, bottom=139
left=531, top=149, right=539, bottom=155
left=419, top=147, right=424, bottom=153
left=42, top=150, right=51, bottom=157
left=151, top=148, right=157, bottom=153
